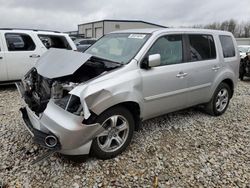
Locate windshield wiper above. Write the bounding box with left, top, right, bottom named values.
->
left=91, top=56, right=123, bottom=66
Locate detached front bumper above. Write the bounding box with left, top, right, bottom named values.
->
left=20, top=107, right=61, bottom=150
left=19, top=101, right=105, bottom=155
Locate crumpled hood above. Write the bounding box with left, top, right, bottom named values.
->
left=36, top=48, right=92, bottom=79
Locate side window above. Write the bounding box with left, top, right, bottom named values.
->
left=5, top=33, right=36, bottom=51
left=38, top=35, right=72, bottom=50
left=219, top=35, right=235, bottom=58
left=147, top=35, right=183, bottom=66
left=188, top=34, right=216, bottom=61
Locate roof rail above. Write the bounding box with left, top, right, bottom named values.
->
left=0, top=28, right=61, bottom=33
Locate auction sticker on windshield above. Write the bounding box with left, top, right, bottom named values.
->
left=128, top=34, right=146, bottom=39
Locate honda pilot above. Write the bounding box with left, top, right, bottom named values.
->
left=17, top=28, right=240, bottom=160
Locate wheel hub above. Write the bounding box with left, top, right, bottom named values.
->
left=216, top=88, right=229, bottom=112
left=97, top=115, right=129, bottom=153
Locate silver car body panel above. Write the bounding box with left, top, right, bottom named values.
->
left=36, top=48, right=92, bottom=79
left=20, top=28, right=240, bottom=155
left=69, top=59, right=144, bottom=117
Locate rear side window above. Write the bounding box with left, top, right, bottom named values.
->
left=188, top=34, right=216, bottom=61
left=38, top=35, right=72, bottom=50
left=147, top=35, right=183, bottom=66
left=5, top=33, right=36, bottom=51
left=219, top=35, right=235, bottom=58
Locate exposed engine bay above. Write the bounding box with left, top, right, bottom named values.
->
left=21, top=57, right=121, bottom=115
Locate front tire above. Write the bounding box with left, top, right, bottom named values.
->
left=91, top=106, right=135, bottom=159
left=205, top=83, right=231, bottom=116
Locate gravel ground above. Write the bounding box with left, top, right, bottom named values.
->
left=0, top=81, right=250, bottom=188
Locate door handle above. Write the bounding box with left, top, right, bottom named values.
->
left=212, top=66, right=220, bottom=71
left=176, top=72, right=188, bottom=78
left=0, top=56, right=3, bottom=59
left=29, top=54, right=40, bottom=58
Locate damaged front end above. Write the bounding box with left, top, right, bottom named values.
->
left=18, top=67, right=82, bottom=116
left=17, top=49, right=122, bottom=156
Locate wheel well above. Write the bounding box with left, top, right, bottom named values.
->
left=222, top=79, right=234, bottom=98
left=116, top=102, right=141, bottom=131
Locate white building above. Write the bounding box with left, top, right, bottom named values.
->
left=78, top=19, right=166, bottom=39
left=236, top=38, right=250, bottom=45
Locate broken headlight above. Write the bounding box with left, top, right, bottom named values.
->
left=54, top=94, right=83, bottom=116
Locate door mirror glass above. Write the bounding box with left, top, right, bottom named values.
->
left=148, top=54, right=161, bottom=67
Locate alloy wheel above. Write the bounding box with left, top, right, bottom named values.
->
left=97, top=115, right=129, bottom=153
left=215, top=88, right=229, bottom=112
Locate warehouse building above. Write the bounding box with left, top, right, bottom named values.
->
left=236, top=38, right=250, bottom=45
left=78, top=19, right=166, bottom=39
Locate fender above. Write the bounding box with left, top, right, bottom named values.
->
left=70, top=68, right=143, bottom=118
left=209, top=68, right=236, bottom=100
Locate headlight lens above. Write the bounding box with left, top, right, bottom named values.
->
left=55, top=94, right=83, bottom=115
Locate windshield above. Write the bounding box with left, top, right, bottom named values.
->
left=85, top=33, right=150, bottom=64
left=239, top=46, right=250, bottom=53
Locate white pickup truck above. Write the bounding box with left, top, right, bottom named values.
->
left=0, top=28, right=76, bottom=83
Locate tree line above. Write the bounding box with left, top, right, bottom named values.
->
left=193, top=19, right=250, bottom=38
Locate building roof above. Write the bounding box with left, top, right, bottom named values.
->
left=78, top=19, right=167, bottom=28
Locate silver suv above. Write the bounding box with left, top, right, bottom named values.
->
left=17, top=28, right=240, bottom=159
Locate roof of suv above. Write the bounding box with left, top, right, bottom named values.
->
left=0, top=28, right=70, bottom=36
left=0, top=28, right=60, bottom=33
left=111, top=28, right=232, bottom=35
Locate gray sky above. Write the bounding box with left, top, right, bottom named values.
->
left=0, top=0, right=249, bottom=32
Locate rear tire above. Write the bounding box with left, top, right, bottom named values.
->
left=90, top=106, right=135, bottom=159
left=239, top=74, right=244, bottom=81
left=205, top=83, right=231, bottom=116
left=239, top=62, right=245, bottom=81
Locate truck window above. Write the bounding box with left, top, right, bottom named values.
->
left=38, top=35, right=72, bottom=50
left=219, top=35, right=236, bottom=58
left=5, top=33, right=36, bottom=51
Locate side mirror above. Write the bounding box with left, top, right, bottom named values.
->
left=141, top=54, right=161, bottom=69
left=148, top=54, right=161, bottom=67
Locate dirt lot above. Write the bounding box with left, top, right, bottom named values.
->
left=0, top=81, right=250, bottom=187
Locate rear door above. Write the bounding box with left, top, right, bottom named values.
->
left=0, top=33, right=8, bottom=81
left=185, top=34, right=220, bottom=106
left=3, top=32, right=42, bottom=80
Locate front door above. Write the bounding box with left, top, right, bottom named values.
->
left=3, top=32, right=41, bottom=80
left=140, top=34, right=190, bottom=119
